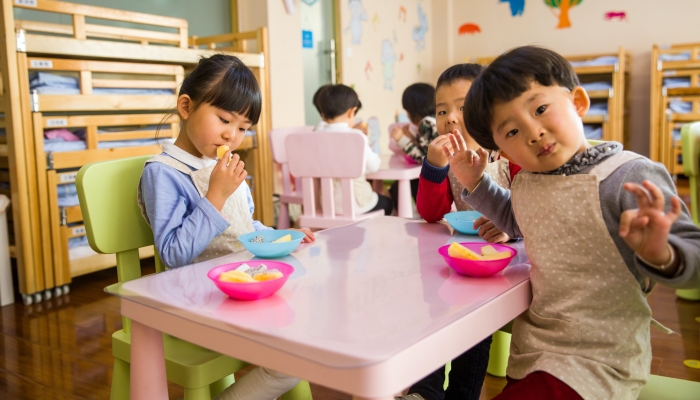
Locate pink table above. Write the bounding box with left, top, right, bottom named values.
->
left=366, top=154, right=421, bottom=218
left=106, top=217, right=531, bottom=400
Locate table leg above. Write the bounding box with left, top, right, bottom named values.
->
left=130, top=320, right=168, bottom=400
left=397, top=179, right=413, bottom=218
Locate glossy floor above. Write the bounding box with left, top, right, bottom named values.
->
left=0, top=259, right=698, bottom=400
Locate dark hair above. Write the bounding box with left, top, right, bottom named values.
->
left=436, top=63, right=484, bottom=90
left=316, top=84, right=362, bottom=120
left=464, top=46, right=579, bottom=150
left=180, top=54, right=262, bottom=124
left=312, top=84, right=331, bottom=116
left=402, top=83, right=435, bottom=123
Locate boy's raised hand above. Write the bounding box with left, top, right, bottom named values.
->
left=619, top=180, right=682, bottom=267
left=442, top=129, right=488, bottom=192
left=206, top=150, right=247, bottom=211
left=427, top=135, right=452, bottom=167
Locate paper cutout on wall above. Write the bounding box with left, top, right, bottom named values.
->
left=499, top=0, right=524, bottom=16
left=380, top=40, right=397, bottom=90
left=544, top=0, right=583, bottom=29
left=364, top=61, right=372, bottom=80
left=398, top=6, right=407, bottom=22
left=393, top=29, right=398, bottom=43
left=367, top=117, right=381, bottom=154
left=417, top=63, right=421, bottom=73
left=345, top=0, right=367, bottom=44
left=458, top=23, right=481, bottom=35
left=372, top=13, right=379, bottom=31
left=604, top=11, right=627, bottom=22
left=283, top=0, right=294, bottom=14
left=399, top=53, right=404, bottom=61
left=412, top=4, right=428, bottom=51
left=301, top=0, right=319, bottom=5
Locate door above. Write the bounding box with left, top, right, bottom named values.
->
left=301, top=0, right=340, bottom=126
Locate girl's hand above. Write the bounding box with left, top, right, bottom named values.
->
left=443, top=129, right=488, bottom=192
left=426, top=135, right=452, bottom=168
left=619, top=180, right=682, bottom=265
left=205, top=151, right=247, bottom=211
left=474, top=216, right=510, bottom=243
left=353, top=121, right=369, bottom=135
left=390, top=126, right=405, bottom=141
left=291, top=228, right=315, bottom=243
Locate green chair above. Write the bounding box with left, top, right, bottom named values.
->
left=676, top=122, right=700, bottom=301
left=76, top=156, right=312, bottom=400
left=638, top=375, right=700, bottom=400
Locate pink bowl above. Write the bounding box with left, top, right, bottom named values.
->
left=438, top=242, right=517, bottom=277
left=207, top=261, right=294, bottom=301
left=403, top=154, right=420, bottom=165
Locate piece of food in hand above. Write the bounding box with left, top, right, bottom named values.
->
left=219, top=270, right=256, bottom=283
left=271, top=234, right=292, bottom=243
left=448, top=242, right=484, bottom=260
left=216, top=145, right=230, bottom=160
left=253, top=270, right=284, bottom=281
left=251, top=236, right=265, bottom=243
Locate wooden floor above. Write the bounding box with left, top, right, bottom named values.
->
left=0, top=258, right=698, bottom=400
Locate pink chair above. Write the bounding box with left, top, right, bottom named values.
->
left=269, top=126, right=314, bottom=229
left=286, top=131, right=383, bottom=229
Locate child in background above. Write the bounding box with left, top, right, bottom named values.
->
left=449, top=46, right=700, bottom=399
left=139, top=54, right=314, bottom=400
left=313, top=84, right=394, bottom=215
left=388, top=83, right=436, bottom=208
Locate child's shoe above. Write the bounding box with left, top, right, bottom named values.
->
left=395, top=395, right=426, bottom=400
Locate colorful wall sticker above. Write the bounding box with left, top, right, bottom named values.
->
left=399, top=5, right=407, bottom=22
left=345, top=0, right=367, bottom=44
left=372, top=13, right=379, bottom=31
left=364, top=61, right=372, bottom=80
left=380, top=39, right=397, bottom=90
left=500, top=0, right=525, bottom=16
left=301, top=0, right=319, bottom=5
left=412, top=3, right=428, bottom=51
left=458, top=23, right=481, bottom=35
left=544, top=0, right=583, bottom=29
left=604, top=11, right=627, bottom=22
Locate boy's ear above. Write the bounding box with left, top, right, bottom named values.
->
left=177, top=94, right=192, bottom=120
left=571, top=86, right=590, bottom=117
left=347, top=107, right=358, bottom=119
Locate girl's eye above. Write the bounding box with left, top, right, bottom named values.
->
left=460, top=106, right=464, bottom=111
left=239, top=128, right=247, bottom=133
left=535, top=105, right=546, bottom=116
left=506, top=129, right=518, bottom=138
left=219, top=117, right=230, bottom=124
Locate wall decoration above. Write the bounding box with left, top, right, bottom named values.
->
left=380, top=39, right=397, bottom=90
left=364, top=61, right=373, bottom=80
left=399, top=6, right=407, bottom=22
left=458, top=23, right=481, bottom=35
left=604, top=11, right=627, bottom=22
left=372, top=13, right=379, bottom=31
left=301, top=0, right=319, bottom=5
left=393, top=29, right=398, bottom=43
left=499, top=0, right=525, bottom=16
left=399, top=53, right=404, bottom=61
left=367, top=117, right=381, bottom=154
left=544, top=0, right=583, bottom=29
left=417, top=63, right=421, bottom=73
left=345, top=0, right=367, bottom=44
left=412, top=3, right=428, bottom=51
left=283, top=0, right=294, bottom=14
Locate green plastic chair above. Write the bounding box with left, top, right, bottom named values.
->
left=76, top=156, right=312, bottom=400
left=677, top=122, right=700, bottom=301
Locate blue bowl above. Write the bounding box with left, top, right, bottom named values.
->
left=444, top=211, right=483, bottom=235
left=238, top=230, right=305, bottom=258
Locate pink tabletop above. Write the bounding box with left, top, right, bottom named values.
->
left=366, top=154, right=421, bottom=181
left=108, top=217, right=530, bottom=370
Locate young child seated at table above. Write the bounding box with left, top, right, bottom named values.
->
left=447, top=45, right=700, bottom=400
left=417, top=64, right=521, bottom=243
left=313, top=84, right=393, bottom=215
left=139, top=54, right=314, bottom=400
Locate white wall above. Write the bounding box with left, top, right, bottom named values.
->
left=441, top=0, right=700, bottom=155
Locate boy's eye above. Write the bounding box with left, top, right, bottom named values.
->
left=506, top=129, right=518, bottom=138
left=437, top=110, right=446, bottom=116
left=219, top=117, right=230, bottom=124
left=535, top=105, right=546, bottom=116
left=460, top=106, right=464, bottom=111
left=239, top=128, right=247, bottom=133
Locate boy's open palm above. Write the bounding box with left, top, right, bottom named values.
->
left=206, top=151, right=247, bottom=211
left=619, top=180, right=682, bottom=265
left=443, top=130, right=488, bottom=192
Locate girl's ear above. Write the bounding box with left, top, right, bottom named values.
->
left=347, top=106, right=358, bottom=119
left=571, top=86, right=590, bottom=117
left=177, top=94, right=192, bottom=120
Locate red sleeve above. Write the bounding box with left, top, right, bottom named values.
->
left=508, top=162, right=522, bottom=182
left=417, top=175, right=454, bottom=223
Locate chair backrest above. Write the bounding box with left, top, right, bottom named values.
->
left=681, top=121, right=700, bottom=225
left=270, top=126, right=314, bottom=196
left=286, top=131, right=366, bottom=220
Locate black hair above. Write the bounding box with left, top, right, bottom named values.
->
left=435, top=63, right=484, bottom=90
left=316, top=84, right=362, bottom=120
left=401, top=83, right=435, bottom=123
left=312, top=84, right=331, bottom=116
left=179, top=54, right=262, bottom=124
left=464, top=46, right=580, bottom=150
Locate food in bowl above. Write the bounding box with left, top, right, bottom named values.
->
left=218, top=263, right=283, bottom=283
left=448, top=243, right=512, bottom=261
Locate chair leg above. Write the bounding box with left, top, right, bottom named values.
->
left=210, top=374, right=235, bottom=398
left=487, top=330, right=511, bottom=377
left=280, top=380, right=313, bottom=400
left=110, top=358, right=130, bottom=400
left=184, top=385, right=211, bottom=400
left=278, top=203, right=290, bottom=229
left=443, top=361, right=451, bottom=390
left=676, top=289, right=700, bottom=301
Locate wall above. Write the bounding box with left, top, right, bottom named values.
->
left=339, top=0, right=434, bottom=154
left=442, top=0, right=700, bottom=156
